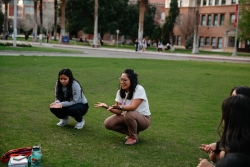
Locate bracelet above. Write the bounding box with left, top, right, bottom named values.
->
left=118, top=105, right=122, bottom=110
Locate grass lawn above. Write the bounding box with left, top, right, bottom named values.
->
left=0, top=56, right=249, bottom=167
left=0, top=45, right=83, bottom=53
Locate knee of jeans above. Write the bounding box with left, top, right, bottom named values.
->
left=104, top=120, right=113, bottom=130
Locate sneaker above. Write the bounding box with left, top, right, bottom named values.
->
left=125, top=138, right=139, bottom=145
left=57, top=116, right=70, bottom=126
left=74, top=118, right=85, bottom=129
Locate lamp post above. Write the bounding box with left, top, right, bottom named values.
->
left=13, top=0, right=17, bottom=47
left=232, top=2, right=239, bottom=56
left=116, top=30, right=119, bottom=49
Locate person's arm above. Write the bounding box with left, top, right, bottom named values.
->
left=197, top=159, right=214, bottom=167
left=110, top=99, right=143, bottom=112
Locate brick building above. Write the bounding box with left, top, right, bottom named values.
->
left=165, top=0, right=244, bottom=51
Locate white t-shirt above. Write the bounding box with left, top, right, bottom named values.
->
left=115, top=85, right=151, bottom=116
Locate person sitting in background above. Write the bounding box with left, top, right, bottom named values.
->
left=197, top=94, right=250, bottom=167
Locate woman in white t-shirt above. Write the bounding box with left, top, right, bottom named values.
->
left=95, top=69, right=151, bottom=145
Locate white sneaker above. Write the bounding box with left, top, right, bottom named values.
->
left=74, top=118, right=85, bottom=129
left=56, top=116, right=70, bottom=126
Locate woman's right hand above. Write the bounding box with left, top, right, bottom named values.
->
left=199, top=143, right=216, bottom=153
left=94, top=102, right=108, bottom=109
left=50, top=102, right=56, bottom=107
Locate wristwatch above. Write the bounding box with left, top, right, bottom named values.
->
left=118, top=105, right=122, bottom=110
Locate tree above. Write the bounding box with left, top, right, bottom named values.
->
left=33, top=0, right=39, bottom=41
left=53, top=0, right=58, bottom=40
left=21, top=14, right=34, bottom=40
left=238, top=0, right=250, bottom=42
left=0, top=11, right=4, bottom=35
left=92, top=0, right=99, bottom=47
left=162, top=0, right=179, bottom=45
left=138, top=0, right=148, bottom=41
left=177, top=12, right=195, bottom=41
left=60, top=0, right=66, bottom=38
left=2, top=0, right=10, bottom=39
left=192, top=0, right=201, bottom=54
left=39, top=0, right=43, bottom=34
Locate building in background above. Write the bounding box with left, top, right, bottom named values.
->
left=165, top=0, right=243, bottom=52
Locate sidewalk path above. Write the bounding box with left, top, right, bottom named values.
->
left=1, top=42, right=250, bottom=64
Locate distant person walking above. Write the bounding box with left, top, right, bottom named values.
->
left=142, top=38, right=147, bottom=52
left=46, top=33, right=50, bottom=43
left=135, top=39, right=139, bottom=51
left=39, top=33, right=43, bottom=44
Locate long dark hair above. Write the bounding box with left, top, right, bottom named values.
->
left=56, top=68, right=83, bottom=101
left=230, top=86, right=250, bottom=98
left=218, top=95, right=250, bottom=155
left=119, top=69, right=139, bottom=100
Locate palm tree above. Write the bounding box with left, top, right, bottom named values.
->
left=138, top=0, right=148, bottom=41
left=60, top=0, right=66, bottom=39
left=53, top=0, right=58, bottom=40
left=92, top=0, right=99, bottom=47
left=39, top=0, right=43, bottom=34
left=33, top=0, right=39, bottom=41
left=2, top=0, right=10, bottom=40
left=192, top=0, right=201, bottom=54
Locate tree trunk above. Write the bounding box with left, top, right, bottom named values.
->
left=138, top=0, right=147, bottom=41
left=39, top=0, right=43, bottom=34
left=53, top=0, right=58, bottom=40
left=2, top=0, right=10, bottom=40
left=192, top=0, right=200, bottom=54
left=33, top=0, right=39, bottom=42
left=93, top=0, right=99, bottom=47
left=60, top=0, right=66, bottom=40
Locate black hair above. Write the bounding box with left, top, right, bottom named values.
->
left=216, top=153, right=250, bottom=167
left=230, top=86, right=250, bottom=98
left=119, top=69, right=139, bottom=100
left=218, top=95, right=250, bottom=155
left=56, top=68, right=83, bottom=101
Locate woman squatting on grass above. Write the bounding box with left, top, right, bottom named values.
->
left=94, top=69, right=151, bottom=145
left=50, top=68, right=89, bottom=129
left=197, top=94, right=250, bottom=167
left=199, top=86, right=250, bottom=162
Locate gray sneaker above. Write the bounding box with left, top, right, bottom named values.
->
left=57, top=116, right=70, bottom=126
left=74, top=118, right=85, bottom=129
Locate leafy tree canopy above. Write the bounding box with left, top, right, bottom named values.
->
left=238, top=0, right=250, bottom=41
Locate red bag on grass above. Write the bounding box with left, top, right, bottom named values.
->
left=1, top=147, right=32, bottom=163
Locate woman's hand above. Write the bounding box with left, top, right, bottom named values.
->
left=199, top=143, right=216, bottom=153
left=94, top=102, right=108, bottom=109
left=197, top=158, right=214, bottom=167
left=50, top=103, right=62, bottom=108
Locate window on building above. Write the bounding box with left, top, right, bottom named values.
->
left=201, top=15, right=206, bottom=26
left=177, top=36, right=181, bottom=45
left=180, top=0, right=183, bottom=7
left=217, top=37, right=222, bottom=49
left=231, top=0, right=236, bottom=4
left=209, top=0, right=213, bottom=5
left=25, top=7, right=34, bottom=14
left=230, top=14, right=235, bottom=23
left=205, top=37, right=210, bottom=45
left=221, top=0, right=226, bottom=4
left=211, top=37, right=216, bottom=47
left=207, top=15, right=212, bottom=26
left=215, top=0, right=219, bottom=5
left=220, top=14, right=225, bottom=26
left=203, top=0, right=207, bottom=6
left=199, top=37, right=204, bottom=47
left=214, top=14, right=218, bottom=26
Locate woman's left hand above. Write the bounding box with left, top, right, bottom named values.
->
left=50, top=103, right=62, bottom=108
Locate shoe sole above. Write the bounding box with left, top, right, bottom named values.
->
left=125, top=140, right=139, bottom=145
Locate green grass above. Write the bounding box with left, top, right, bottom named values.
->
left=0, top=56, right=249, bottom=167
left=0, top=45, right=83, bottom=53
